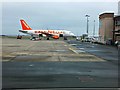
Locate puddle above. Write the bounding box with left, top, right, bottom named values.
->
left=50, top=50, right=68, bottom=52
left=29, top=64, right=34, bottom=67
left=89, top=50, right=102, bottom=52
left=70, top=44, right=77, bottom=46
left=88, top=50, right=112, bottom=53
left=56, top=50, right=68, bottom=52
left=79, top=48, right=84, bottom=50
left=75, top=50, right=85, bottom=53
left=91, top=46, right=95, bottom=48
left=86, top=46, right=94, bottom=48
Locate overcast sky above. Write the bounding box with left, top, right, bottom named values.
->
left=2, top=1, right=118, bottom=36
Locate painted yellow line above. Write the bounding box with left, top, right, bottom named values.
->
left=69, top=48, right=79, bottom=54
left=2, top=60, right=11, bottom=62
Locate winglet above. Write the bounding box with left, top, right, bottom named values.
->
left=20, top=19, right=32, bottom=30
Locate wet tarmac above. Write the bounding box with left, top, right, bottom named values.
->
left=2, top=37, right=119, bottom=89
left=67, top=40, right=118, bottom=64
left=3, top=62, right=118, bottom=88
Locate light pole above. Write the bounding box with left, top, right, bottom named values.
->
left=85, top=15, right=90, bottom=36
left=93, top=20, right=95, bottom=37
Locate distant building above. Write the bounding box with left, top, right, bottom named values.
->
left=99, top=13, right=114, bottom=44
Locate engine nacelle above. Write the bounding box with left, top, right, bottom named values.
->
left=59, top=34, right=63, bottom=37
left=39, top=34, right=43, bottom=37
left=52, top=35, right=59, bottom=39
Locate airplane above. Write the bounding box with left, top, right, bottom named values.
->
left=19, top=19, right=75, bottom=40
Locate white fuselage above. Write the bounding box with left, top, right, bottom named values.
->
left=19, top=29, right=75, bottom=37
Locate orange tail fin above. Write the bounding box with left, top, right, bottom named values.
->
left=20, top=19, right=32, bottom=30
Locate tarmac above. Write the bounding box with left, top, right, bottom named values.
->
left=1, top=37, right=118, bottom=89
left=2, top=37, right=105, bottom=62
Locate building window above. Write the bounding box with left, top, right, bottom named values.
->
left=99, top=20, right=102, bottom=28
left=115, top=20, right=120, bottom=26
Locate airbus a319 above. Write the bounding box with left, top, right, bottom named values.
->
left=19, top=19, right=75, bottom=40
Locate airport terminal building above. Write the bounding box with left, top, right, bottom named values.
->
left=99, top=13, right=114, bottom=44
left=113, top=15, right=120, bottom=42
left=98, top=13, right=120, bottom=44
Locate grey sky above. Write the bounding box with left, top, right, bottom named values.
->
left=2, top=2, right=118, bottom=36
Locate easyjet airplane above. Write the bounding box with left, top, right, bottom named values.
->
left=19, top=19, right=75, bottom=40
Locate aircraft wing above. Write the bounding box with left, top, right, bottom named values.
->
left=41, top=32, right=53, bottom=37
left=41, top=32, right=59, bottom=39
